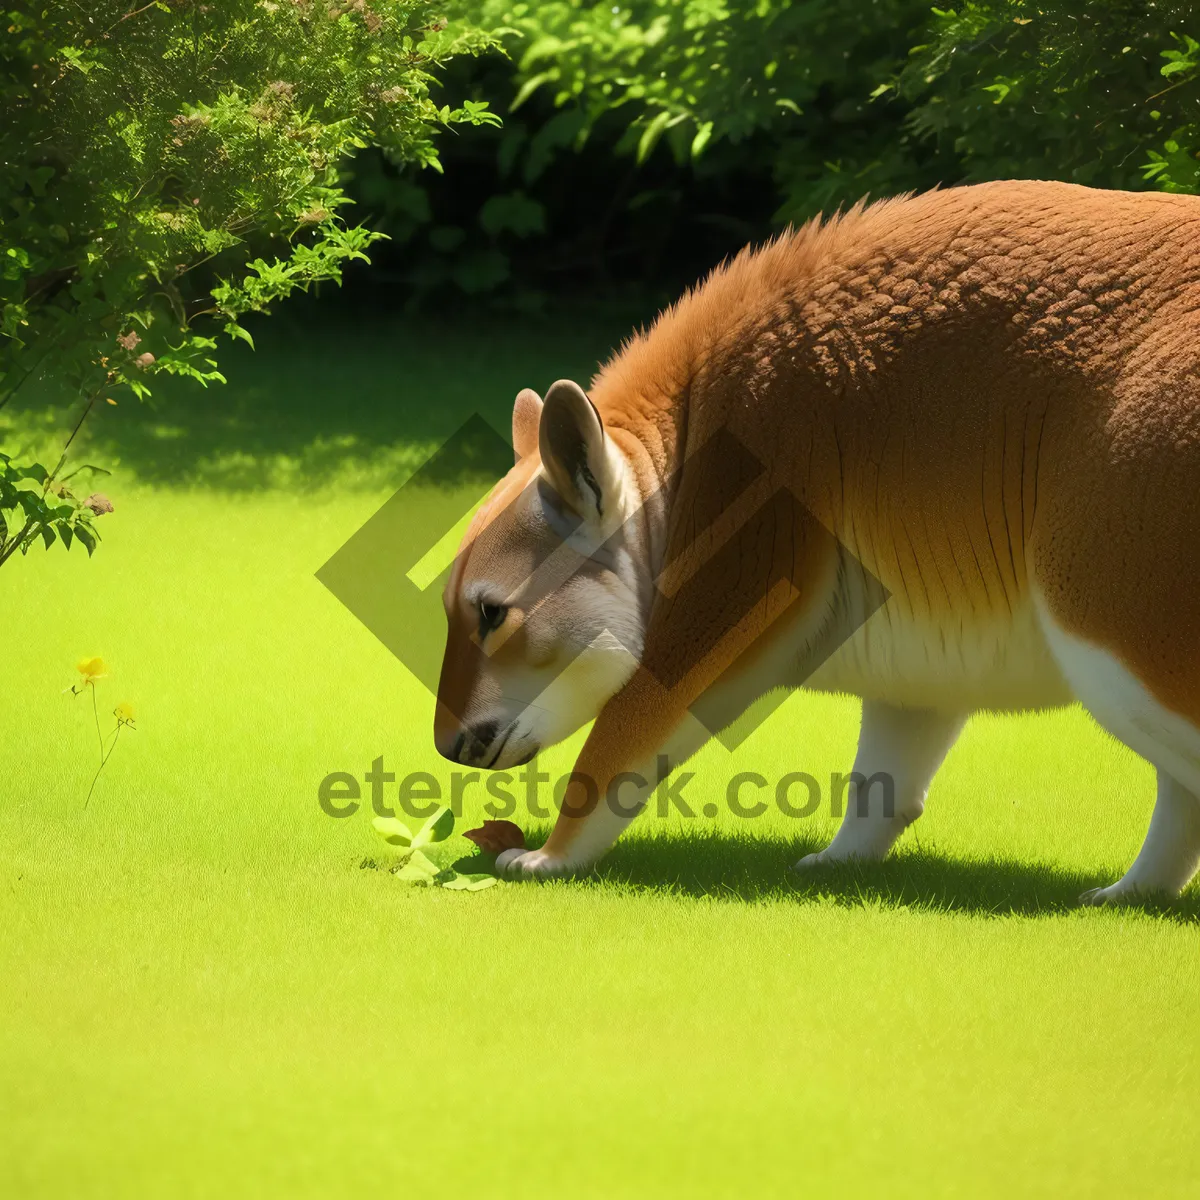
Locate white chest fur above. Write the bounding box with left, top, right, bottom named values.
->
left=805, top=598, right=1075, bottom=712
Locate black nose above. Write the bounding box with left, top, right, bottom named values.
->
left=472, top=721, right=498, bottom=751
left=436, top=722, right=498, bottom=765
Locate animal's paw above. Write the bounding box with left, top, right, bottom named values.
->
left=1079, top=880, right=1167, bottom=907
left=495, top=847, right=573, bottom=880
left=791, top=844, right=891, bottom=872
left=791, top=849, right=834, bottom=872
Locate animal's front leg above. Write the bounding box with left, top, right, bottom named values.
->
left=494, top=796, right=638, bottom=880
left=495, top=669, right=715, bottom=880
left=494, top=845, right=580, bottom=879
left=494, top=776, right=647, bottom=879
left=795, top=701, right=966, bottom=869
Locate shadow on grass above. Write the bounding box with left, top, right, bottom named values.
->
left=0, top=307, right=638, bottom=492
left=456, top=829, right=1200, bottom=922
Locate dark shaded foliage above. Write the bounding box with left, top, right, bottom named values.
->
left=349, top=0, right=1200, bottom=303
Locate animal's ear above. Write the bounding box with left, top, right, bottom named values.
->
left=538, top=379, right=619, bottom=522
left=512, top=387, right=543, bottom=463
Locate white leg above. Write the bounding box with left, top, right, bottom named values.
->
left=1036, top=598, right=1200, bottom=902
left=1081, top=772, right=1200, bottom=904
left=794, top=702, right=966, bottom=868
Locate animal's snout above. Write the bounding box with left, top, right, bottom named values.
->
left=434, top=727, right=465, bottom=763
left=434, top=708, right=500, bottom=765
left=433, top=700, right=466, bottom=762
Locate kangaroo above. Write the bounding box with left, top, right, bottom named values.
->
left=433, top=179, right=1200, bottom=903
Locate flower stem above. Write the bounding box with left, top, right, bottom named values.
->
left=84, top=724, right=122, bottom=811
left=91, top=682, right=104, bottom=763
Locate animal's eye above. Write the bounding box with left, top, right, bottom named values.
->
left=478, top=601, right=508, bottom=637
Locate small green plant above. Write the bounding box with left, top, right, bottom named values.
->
left=0, top=452, right=110, bottom=569
left=66, top=657, right=136, bottom=809
left=373, top=805, right=500, bottom=890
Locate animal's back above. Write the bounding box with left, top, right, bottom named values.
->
left=592, top=180, right=1200, bottom=718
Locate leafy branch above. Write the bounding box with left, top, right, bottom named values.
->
left=0, top=451, right=109, bottom=569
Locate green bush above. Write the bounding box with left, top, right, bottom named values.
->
left=477, top=0, right=1200, bottom=211
left=353, top=0, right=936, bottom=298
left=0, top=0, right=497, bottom=565
left=472, top=0, right=936, bottom=217
left=896, top=1, right=1200, bottom=196
left=360, top=0, right=1198, bottom=303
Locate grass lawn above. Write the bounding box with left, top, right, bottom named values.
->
left=2, top=309, right=1198, bottom=1198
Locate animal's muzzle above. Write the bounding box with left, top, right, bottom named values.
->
left=434, top=712, right=501, bottom=766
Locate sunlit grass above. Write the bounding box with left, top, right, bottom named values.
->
left=2, top=313, right=1197, bottom=1199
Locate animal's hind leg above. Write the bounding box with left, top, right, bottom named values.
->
left=1080, top=772, right=1200, bottom=905
left=1037, top=607, right=1200, bottom=902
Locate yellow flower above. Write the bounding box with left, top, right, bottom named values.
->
left=76, top=656, right=108, bottom=683
left=114, top=701, right=135, bottom=724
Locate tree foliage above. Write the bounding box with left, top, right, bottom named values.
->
left=0, top=2, right=495, bottom=418
left=479, top=0, right=1200, bottom=211
left=473, top=0, right=935, bottom=215
left=0, top=0, right=497, bottom=565
left=897, top=1, right=1200, bottom=196
left=365, top=0, right=1198, bottom=301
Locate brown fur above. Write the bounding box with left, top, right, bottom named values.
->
left=588, top=180, right=1200, bottom=721
left=440, top=180, right=1200, bottom=875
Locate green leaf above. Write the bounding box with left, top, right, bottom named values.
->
left=17, top=491, right=47, bottom=520
left=74, top=525, right=98, bottom=556
left=395, top=849, right=440, bottom=882
left=395, top=863, right=435, bottom=884
left=411, top=804, right=455, bottom=848
left=371, top=816, right=413, bottom=847
left=478, top=192, right=546, bottom=238
left=440, top=873, right=499, bottom=891
left=225, top=322, right=255, bottom=349
left=511, top=70, right=555, bottom=112
left=637, top=110, right=673, bottom=165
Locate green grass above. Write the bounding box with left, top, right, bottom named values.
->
left=2, top=311, right=1198, bottom=1199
